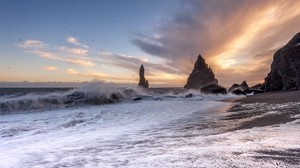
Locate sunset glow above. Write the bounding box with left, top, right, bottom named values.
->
left=1, top=0, right=300, bottom=87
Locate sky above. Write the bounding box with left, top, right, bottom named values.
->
left=1, top=0, right=300, bottom=87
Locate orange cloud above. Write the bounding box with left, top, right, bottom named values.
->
left=66, top=68, right=79, bottom=75
left=19, top=40, right=47, bottom=49
left=66, top=36, right=89, bottom=48
left=29, top=50, right=94, bottom=67
left=59, top=46, right=88, bottom=56
left=43, top=66, right=58, bottom=71
left=132, top=0, right=300, bottom=86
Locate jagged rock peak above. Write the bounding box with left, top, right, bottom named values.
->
left=138, top=64, right=149, bottom=88
left=240, top=81, right=249, bottom=90
left=184, top=54, right=218, bottom=89
left=193, top=54, right=208, bottom=71
left=265, top=32, right=300, bottom=91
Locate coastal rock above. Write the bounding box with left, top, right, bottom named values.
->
left=138, top=64, right=149, bottom=88
left=228, top=84, right=240, bottom=93
left=133, top=97, right=142, bottom=101
left=265, top=32, right=300, bottom=91
left=184, top=54, right=218, bottom=89
left=240, top=81, right=250, bottom=92
left=228, top=81, right=252, bottom=95
left=185, top=93, right=193, bottom=98
left=201, top=84, right=227, bottom=94
left=250, top=83, right=265, bottom=94
left=231, top=89, right=246, bottom=96
left=250, top=83, right=265, bottom=90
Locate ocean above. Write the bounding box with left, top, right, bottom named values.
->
left=0, top=85, right=299, bottom=167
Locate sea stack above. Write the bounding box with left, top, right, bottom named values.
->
left=265, top=32, right=300, bottom=91
left=184, top=54, right=218, bottom=89
left=138, top=64, right=149, bottom=88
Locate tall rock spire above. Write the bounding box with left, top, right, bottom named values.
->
left=138, top=64, right=149, bottom=88
left=184, top=54, right=218, bottom=89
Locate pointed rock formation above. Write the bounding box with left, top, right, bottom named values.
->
left=184, top=54, right=218, bottom=89
left=265, top=32, right=300, bottom=91
left=138, top=64, right=149, bottom=88
left=228, top=81, right=251, bottom=95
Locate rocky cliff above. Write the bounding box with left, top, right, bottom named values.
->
left=265, top=33, right=300, bottom=91
left=138, top=64, right=149, bottom=88
left=184, top=54, right=218, bottom=89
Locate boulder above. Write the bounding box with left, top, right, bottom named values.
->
left=250, top=83, right=265, bottom=90
left=231, top=89, right=246, bottom=96
left=240, top=81, right=250, bottom=91
left=184, top=54, right=218, bottom=89
left=201, top=84, right=227, bottom=94
left=138, top=64, right=149, bottom=88
left=228, top=81, right=252, bottom=95
left=250, top=83, right=265, bottom=94
left=133, top=97, right=142, bottom=101
left=265, top=32, right=300, bottom=91
left=185, top=93, right=193, bottom=98
left=228, top=84, right=240, bottom=92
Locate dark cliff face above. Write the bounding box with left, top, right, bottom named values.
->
left=184, top=54, right=218, bottom=89
left=138, top=64, right=149, bottom=88
left=265, top=32, right=300, bottom=91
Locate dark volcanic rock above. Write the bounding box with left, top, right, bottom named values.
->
left=240, top=81, right=250, bottom=91
left=250, top=83, right=265, bottom=94
left=185, top=93, right=193, bottom=98
left=228, top=84, right=240, bottom=93
left=201, top=84, right=227, bottom=94
left=265, top=32, right=300, bottom=91
left=229, top=81, right=252, bottom=95
left=231, top=89, right=246, bottom=96
left=184, top=54, right=218, bottom=89
left=138, top=64, right=149, bottom=88
left=133, top=97, right=142, bottom=101
left=250, top=83, right=265, bottom=90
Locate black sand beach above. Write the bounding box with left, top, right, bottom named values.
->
left=237, top=90, right=300, bottom=104
left=222, top=91, right=300, bottom=165
left=224, top=90, right=300, bottom=130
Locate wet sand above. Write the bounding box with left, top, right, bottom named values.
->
left=236, top=90, right=300, bottom=104
left=224, top=90, right=300, bottom=130
left=222, top=91, right=300, bottom=165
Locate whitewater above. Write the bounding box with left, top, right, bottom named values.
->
left=0, top=86, right=299, bottom=167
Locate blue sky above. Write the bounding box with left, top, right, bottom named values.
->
left=1, top=0, right=300, bottom=87
left=0, top=0, right=180, bottom=85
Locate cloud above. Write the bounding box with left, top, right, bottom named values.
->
left=43, top=66, right=58, bottom=71
left=132, top=0, right=300, bottom=86
left=18, top=37, right=93, bottom=67
left=66, top=36, right=89, bottom=48
left=19, top=40, right=47, bottom=49
left=29, top=50, right=94, bottom=67
left=97, top=51, right=181, bottom=75
left=66, top=68, right=80, bottom=75
left=18, top=38, right=185, bottom=85
left=59, top=46, right=88, bottom=56
left=65, top=68, right=136, bottom=83
left=66, top=37, right=78, bottom=45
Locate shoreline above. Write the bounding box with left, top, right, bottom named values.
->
left=235, top=90, right=300, bottom=104
left=221, top=91, right=300, bottom=165
left=224, top=90, right=300, bottom=130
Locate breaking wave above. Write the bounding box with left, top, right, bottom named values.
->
left=0, top=83, right=145, bottom=114
left=0, top=82, right=239, bottom=115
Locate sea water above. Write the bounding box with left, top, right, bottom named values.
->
left=0, top=86, right=299, bottom=167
